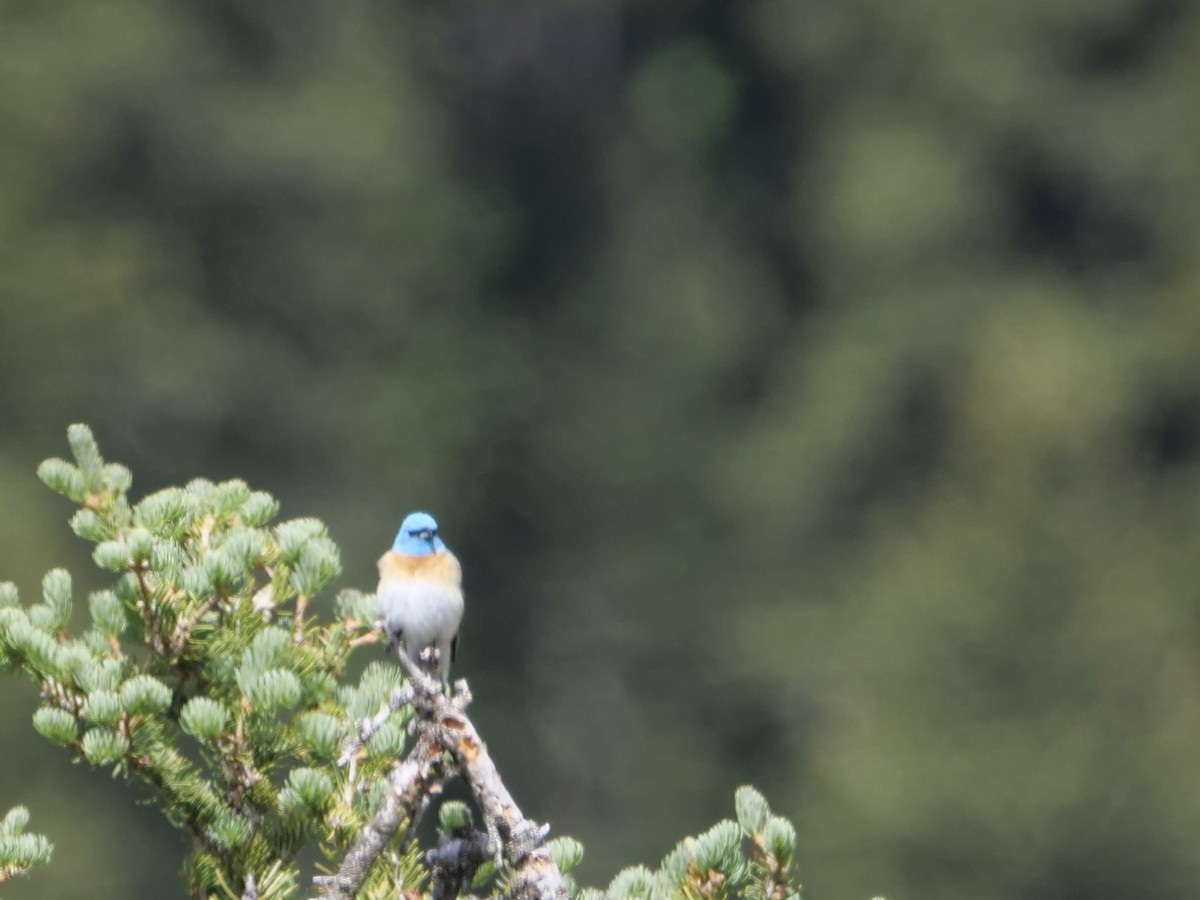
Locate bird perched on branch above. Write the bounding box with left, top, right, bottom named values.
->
left=378, top=511, right=464, bottom=682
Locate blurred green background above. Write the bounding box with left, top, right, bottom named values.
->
left=3, top=1, right=1200, bottom=898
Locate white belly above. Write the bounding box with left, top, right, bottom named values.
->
left=379, top=579, right=464, bottom=648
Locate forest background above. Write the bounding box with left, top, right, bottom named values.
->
left=2, top=2, right=1199, bottom=899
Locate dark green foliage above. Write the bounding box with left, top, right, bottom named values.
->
left=4, top=3, right=1199, bottom=898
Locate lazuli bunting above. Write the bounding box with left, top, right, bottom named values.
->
left=378, top=511, right=464, bottom=682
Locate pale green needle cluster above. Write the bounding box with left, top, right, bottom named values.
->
left=0, top=425, right=413, bottom=898
left=581, top=786, right=800, bottom=900
left=0, top=805, right=52, bottom=886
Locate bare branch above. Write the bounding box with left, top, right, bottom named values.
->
left=170, top=595, right=216, bottom=655
left=317, top=648, right=568, bottom=900
left=396, top=650, right=570, bottom=900
left=292, top=594, right=309, bottom=643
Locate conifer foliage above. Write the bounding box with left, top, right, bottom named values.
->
left=0, top=805, right=51, bottom=886
left=0, top=426, right=802, bottom=900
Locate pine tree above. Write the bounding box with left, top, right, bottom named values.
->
left=0, top=425, right=803, bottom=900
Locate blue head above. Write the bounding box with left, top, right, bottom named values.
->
left=392, top=511, right=446, bottom=556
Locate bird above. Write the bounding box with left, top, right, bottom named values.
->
left=377, top=511, right=464, bottom=682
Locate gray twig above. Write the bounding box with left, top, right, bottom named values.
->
left=396, top=649, right=570, bottom=900
left=317, top=648, right=568, bottom=900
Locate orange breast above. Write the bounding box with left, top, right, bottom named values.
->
left=377, top=550, right=462, bottom=586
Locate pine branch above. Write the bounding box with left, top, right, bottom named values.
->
left=5, top=426, right=803, bottom=900
left=0, top=805, right=53, bottom=886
